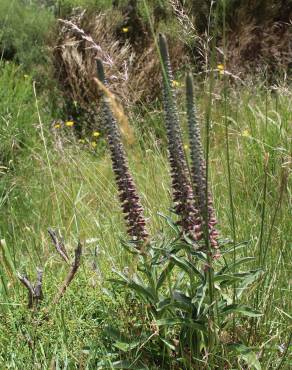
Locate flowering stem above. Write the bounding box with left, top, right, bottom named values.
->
left=96, top=59, right=148, bottom=244
left=158, top=34, right=202, bottom=242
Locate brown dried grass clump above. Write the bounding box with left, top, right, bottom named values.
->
left=53, top=8, right=188, bottom=127
left=227, top=20, right=292, bottom=78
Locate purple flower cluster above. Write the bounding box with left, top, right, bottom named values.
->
left=159, top=34, right=202, bottom=243
left=96, top=59, right=148, bottom=243
left=159, top=35, right=219, bottom=256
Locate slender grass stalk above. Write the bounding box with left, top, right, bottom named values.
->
left=221, top=0, right=237, bottom=337
left=263, top=167, right=287, bottom=264
left=258, top=154, right=269, bottom=269
left=33, top=82, right=63, bottom=226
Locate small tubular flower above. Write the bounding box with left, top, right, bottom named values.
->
left=186, top=73, right=220, bottom=255
left=159, top=34, right=202, bottom=242
left=96, top=59, right=148, bottom=243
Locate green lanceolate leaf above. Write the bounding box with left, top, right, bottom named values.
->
left=160, top=338, right=176, bottom=351
left=213, top=274, right=243, bottom=284
left=193, top=277, right=208, bottom=316
left=189, top=250, right=208, bottom=263
left=111, top=271, right=156, bottom=303
left=220, top=304, right=262, bottom=317
left=170, top=254, right=204, bottom=281
left=218, top=256, right=256, bottom=274
left=171, top=290, right=193, bottom=313
left=157, top=291, right=194, bottom=314
left=220, top=240, right=250, bottom=255
left=127, top=281, right=156, bottom=303
left=157, top=212, right=180, bottom=235
left=157, top=297, right=172, bottom=313
left=120, top=240, right=142, bottom=255
left=114, top=340, right=141, bottom=352
left=157, top=261, right=175, bottom=290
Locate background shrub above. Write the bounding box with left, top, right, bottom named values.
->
left=0, top=0, right=54, bottom=70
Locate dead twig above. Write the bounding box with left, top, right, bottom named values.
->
left=51, top=241, right=82, bottom=306
left=48, top=228, right=70, bottom=264
left=18, top=230, right=82, bottom=313
left=17, top=268, right=43, bottom=309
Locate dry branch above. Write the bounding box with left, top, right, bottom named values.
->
left=48, top=228, right=70, bottom=264
left=17, top=268, right=43, bottom=309
left=51, top=241, right=82, bottom=306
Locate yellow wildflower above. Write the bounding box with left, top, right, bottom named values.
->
left=78, top=139, right=85, bottom=144
left=92, top=131, right=100, bottom=137
left=91, top=141, right=97, bottom=148
left=54, top=123, right=61, bottom=129
left=217, top=64, right=225, bottom=75
left=65, top=121, right=74, bottom=127
left=172, top=80, right=182, bottom=88
left=184, top=144, right=189, bottom=150
left=242, top=129, right=250, bottom=137
left=122, top=27, right=129, bottom=33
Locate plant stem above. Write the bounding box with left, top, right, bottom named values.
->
left=221, top=0, right=237, bottom=336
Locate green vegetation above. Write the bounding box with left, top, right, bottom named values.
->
left=0, top=0, right=54, bottom=70
left=0, top=0, right=291, bottom=369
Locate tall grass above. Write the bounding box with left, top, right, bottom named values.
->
left=0, top=1, right=291, bottom=367
left=1, top=72, right=291, bottom=367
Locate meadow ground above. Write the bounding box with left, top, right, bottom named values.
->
left=0, top=64, right=291, bottom=368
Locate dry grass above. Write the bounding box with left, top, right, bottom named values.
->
left=53, top=8, right=188, bottom=115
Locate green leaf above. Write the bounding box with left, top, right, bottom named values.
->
left=160, top=337, right=176, bottom=351
left=170, top=254, right=203, bottom=280
left=218, top=257, right=255, bottom=274
left=220, top=240, right=250, bottom=255
left=157, top=212, right=180, bottom=235
left=0, top=239, right=16, bottom=280
left=156, top=318, right=206, bottom=332
left=110, top=274, right=156, bottom=303
left=171, top=291, right=193, bottom=313
left=213, top=274, right=242, bottom=283
left=236, top=269, right=264, bottom=299
left=157, top=298, right=172, bottom=313
left=112, top=269, right=130, bottom=283
left=120, top=240, right=141, bottom=255
left=231, top=343, right=261, bottom=370
left=157, top=292, right=193, bottom=314
left=128, top=281, right=156, bottom=302
left=221, top=304, right=262, bottom=317
left=114, top=340, right=140, bottom=352
left=104, top=327, right=141, bottom=352
left=190, top=250, right=208, bottom=263
left=156, top=261, right=174, bottom=290
left=193, top=278, right=208, bottom=316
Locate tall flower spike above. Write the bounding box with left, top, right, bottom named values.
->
left=96, top=59, right=148, bottom=243
left=158, top=34, right=202, bottom=242
left=186, top=73, right=220, bottom=255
